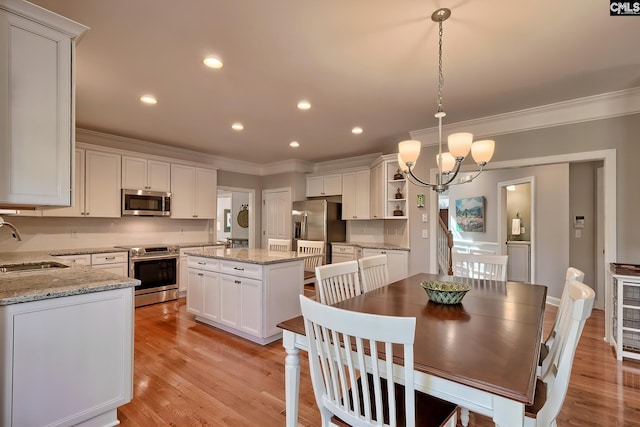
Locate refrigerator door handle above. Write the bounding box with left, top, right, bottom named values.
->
left=302, top=213, right=308, bottom=240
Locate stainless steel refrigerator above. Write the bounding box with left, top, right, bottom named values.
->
left=292, top=200, right=346, bottom=264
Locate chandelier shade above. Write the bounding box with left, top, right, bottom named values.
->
left=396, top=8, right=496, bottom=193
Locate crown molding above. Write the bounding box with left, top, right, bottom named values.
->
left=410, top=87, right=640, bottom=145
left=312, top=152, right=382, bottom=174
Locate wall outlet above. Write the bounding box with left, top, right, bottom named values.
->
left=422, top=229, right=429, bottom=239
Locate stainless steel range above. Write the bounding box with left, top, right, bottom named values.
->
left=115, top=244, right=179, bottom=307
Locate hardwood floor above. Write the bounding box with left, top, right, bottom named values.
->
left=118, top=298, right=640, bottom=426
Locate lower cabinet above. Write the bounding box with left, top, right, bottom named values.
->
left=0, top=288, right=133, bottom=427
left=187, top=256, right=303, bottom=344
left=53, top=251, right=128, bottom=277
left=362, top=248, right=409, bottom=283
left=179, top=245, right=225, bottom=295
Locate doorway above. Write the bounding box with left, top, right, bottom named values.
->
left=217, top=186, right=255, bottom=248
left=262, top=187, right=292, bottom=249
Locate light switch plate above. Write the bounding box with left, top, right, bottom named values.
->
left=422, top=229, right=429, bottom=238
left=422, top=213, right=428, bottom=223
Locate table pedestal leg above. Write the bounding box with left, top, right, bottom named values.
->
left=283, top=331, right=301, bottom=427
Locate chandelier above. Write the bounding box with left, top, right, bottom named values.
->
left=397, top=8, right=495, bottom=193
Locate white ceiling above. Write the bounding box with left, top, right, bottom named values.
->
left=30, top=0, right=640, bottom=165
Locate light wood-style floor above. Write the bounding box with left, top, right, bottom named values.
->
left=117, top=298, right=640, bottom=426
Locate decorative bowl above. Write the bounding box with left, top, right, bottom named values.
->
left=421, top=281, right=471, bottom=305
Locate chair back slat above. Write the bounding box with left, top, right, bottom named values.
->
left=268, top=238, right=291, bottom=252
left=358, top=255, right=390, bottom=292
left=315, top=261, right=362, bottom=305
left=452, top=253, right=508, bottom=281
left=297, top=240, right=326, bottom=271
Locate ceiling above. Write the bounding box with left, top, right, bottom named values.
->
left=30, top=0, right=640, bottom=165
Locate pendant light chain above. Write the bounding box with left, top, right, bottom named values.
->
left=436, top=19, right=445, bottom=182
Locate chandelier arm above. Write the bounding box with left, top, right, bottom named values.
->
left=439, top=159, right=463, bottom=187
left=446, top=163, right=487, bottom=187
left=405, top=168, right=438, bottom=187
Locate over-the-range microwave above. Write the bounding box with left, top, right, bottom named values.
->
left=122, top=189, right=171, bottom=217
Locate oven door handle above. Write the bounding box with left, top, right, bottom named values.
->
left=131, top=254, right=179, bottom=261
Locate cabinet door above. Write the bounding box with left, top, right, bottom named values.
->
left=362, top=249, right=408, bottom=283
left=53, top=254, right=91, bottom=265
left=194, top=167, right=217, bottom=219
left=121, top=156, right=147, bottom=190
left=370, top=163, right=384, bottom=219
left=219, top=274, right=241, bottom=327
left=186, top=268, right=204, bottom=315
left=202, top=270, right=220, bottom=321
left=43, top=148, right=85, bottom=217
left=85, top=150, right=121, bottom=217
left=92, top=263, right=128, bottom=277
left=240, top=276, right=262, bottom=336
left=0, top=13, right=72, bottom=206
left=342, top=172, right=357, bottom=219
left=147, top=160, right=171, bottom=192
left=323, top=174, right=343, bottom=196
left=354, top=170, right=370, bottom=219
left=306, top=176, right=324, bottom=197
left=171, top=164, right=196, bottom=218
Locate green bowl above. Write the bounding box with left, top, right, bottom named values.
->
left=421, top=281, right=471, bottom=305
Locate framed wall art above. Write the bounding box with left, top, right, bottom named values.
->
left=223, top=209, right=231, bottom=232
left=455, top=196, right=485, bottom=232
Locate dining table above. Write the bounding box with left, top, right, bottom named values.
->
left=278, top=272, right=547, bottom=427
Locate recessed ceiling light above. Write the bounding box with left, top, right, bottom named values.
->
left=203, top=56, right=223, bottom=69
left=232, top=122, right=244, bottom=131
left=297, top=100, right=311, bottom=110
left=140, top=95, right=157, bottom=105
left=290, top=141, right=300, bottom=148
left=352, top=126, right=363, bottom=134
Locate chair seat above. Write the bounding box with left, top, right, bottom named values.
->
left=525, top=378, right=548, bottom=419
left=331, top=374, right=457, bottom=427
left=304, top=270, right=315, bottom=281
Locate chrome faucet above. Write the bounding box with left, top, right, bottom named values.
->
left=0, top=216, right=23, bottom=241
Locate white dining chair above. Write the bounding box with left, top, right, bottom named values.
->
left=299, top=295, right=458, bottom=427
left=315, top=261, right=362, bottom=305
left=268, top=238, right=291, bottom=252
left=538, top=267, right=584, bottom=377
left=358, top=254, right=389, bottom=292
left=524, top=280, right=595, bottom=427
left=452, top=253, right=508, bottom=281
left=297, top=240, right=325, bottom=290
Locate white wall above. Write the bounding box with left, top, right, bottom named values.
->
left=0, top=216, right=213, bottom=252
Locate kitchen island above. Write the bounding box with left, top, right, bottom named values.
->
left=0, top=252, right=138, bottom=427
left=185, top=247, right=306, bottom=344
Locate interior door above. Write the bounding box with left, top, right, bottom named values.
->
left=262, top=188, right=292, bottom=249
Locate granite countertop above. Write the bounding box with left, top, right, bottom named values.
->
left=185, top=247, right=311, bottom=265
left=0, top=251, right=139, bottom=306
left=332, top=242, right=410, bottom=251
left=176, top=241, right=227, bottom=248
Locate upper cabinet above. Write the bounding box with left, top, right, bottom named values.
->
left=306, top=173, right=342, bottom=197
left=171, top=164, right=217, bottom=219
left=122, top=156, right=171, bottom=192
left=370, top=156, right=408, bottom=219
left=370, top=162, right=384, bottom=219
left=0, top=0, right=88, bottom=207
left=44, top=149, right=122, bottom=218
left=342, top=170, right=370, bottom=220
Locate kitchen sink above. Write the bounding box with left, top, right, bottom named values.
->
left=0, top=261, right=70, bottom=273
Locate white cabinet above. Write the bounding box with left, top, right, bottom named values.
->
left=91, top=252, right=129, bottom=277
left=362, top=248, right=409, bottom=283
left=0, top=1, right=88, bottom=207
left=171, top=164, right=217, bottom=219
left=43, top=149, right=122, bottom=217
left=507, top=241, right=531, bottom=282
left=186, top=255, right=303, bottom=344
left=331, top=244, right=361, bottom=263
left=370, top=162, right=384, bottom=219
left=0, top=288, right=133, bottom=427
left=53, top=251, right=128, bottom=277
left=122, top=156, right=170, bottom=192
left=306, top=173, right=342, bottom=197
left=179, top=245, right=224, bottom=293
left=342, top=170, right=370, bottom=220
left=610, top=272, right=640, bottom=361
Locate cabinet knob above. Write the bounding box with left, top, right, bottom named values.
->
left=85, top=212, right=90, bottom=216
left=198, top=273, right=204, bottom=277
left=234, top=280, right=241, bottom=284
left=234, top=267, right=245, bottom=271
left=198, top=262, right=206, bottom=265
left=105, top=257, right=115, bottom=260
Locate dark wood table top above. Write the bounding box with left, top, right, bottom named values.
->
left=278, top=273, right=547, bottom=405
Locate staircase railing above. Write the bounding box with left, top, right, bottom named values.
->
left=437, top=216, right=454, bottom=275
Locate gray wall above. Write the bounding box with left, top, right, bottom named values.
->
left=407, top=113, right=640, bottom=298
left=569, top=161, right=602, bottom=285
left=262, top=172, right=307, bottom=201
left=217, top=170, right=263, bottom=247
